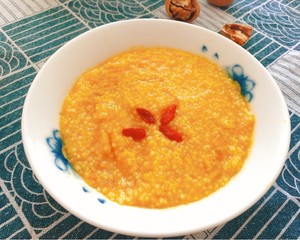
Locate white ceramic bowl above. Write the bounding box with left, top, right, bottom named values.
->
left=22, top=19, right=290, bottom=237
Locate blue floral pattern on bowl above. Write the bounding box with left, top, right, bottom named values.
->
left=226, top=64, right=256, bottom=102
left=46, top=130, right=106, bottom=204
left=46, top=130, right=70, bottom=172
left=201, top=45, right=256, bottom=102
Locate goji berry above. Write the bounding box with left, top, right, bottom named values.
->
left=136, top=108, right=156, bottom=124
left=122, top=128, right=146, bottom=141
left=159, top=125, right=183, bottom=142
left=160, top=104, right=177, bottom=125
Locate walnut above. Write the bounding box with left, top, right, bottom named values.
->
left=220, top=23, right=253, bottom=46
left=165, top=0, right=201, bottom=22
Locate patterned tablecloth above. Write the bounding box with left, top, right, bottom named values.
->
left=0, top=0, right=299, bottom=239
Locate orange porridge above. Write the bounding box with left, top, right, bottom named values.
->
left=60, top=47, right=255, bottom=209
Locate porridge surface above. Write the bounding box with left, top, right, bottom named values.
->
left=60, top=47, right=255, bottom=208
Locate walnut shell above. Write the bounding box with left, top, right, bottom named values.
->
left=165, top=0, right=201, bottom=22
left=220, top=23, right=253, bottom=46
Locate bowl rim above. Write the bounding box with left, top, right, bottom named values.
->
left=21, top=18, right=291, bottom=237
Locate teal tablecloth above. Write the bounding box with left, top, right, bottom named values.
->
left=0, top=0, right=299, bottom=239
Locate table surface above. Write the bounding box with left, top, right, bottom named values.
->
left=0, top=0, right=299, bottom=239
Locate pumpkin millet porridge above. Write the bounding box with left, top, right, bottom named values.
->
left=60, top=47, right=255, bottom=209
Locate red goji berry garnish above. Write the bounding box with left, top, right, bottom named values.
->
left=122, top=128, right=146, bottom=142
left=160, top=104, right=177, bottom=125
left=159, top=125, right=183, bottom=142
left=136, top=108, right=156, bottom=124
